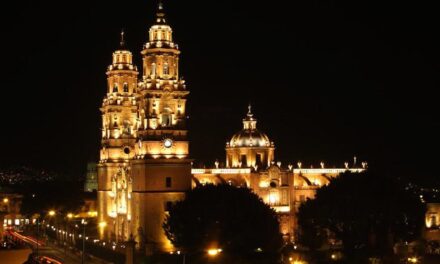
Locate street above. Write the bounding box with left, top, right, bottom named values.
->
left=6, top=230, right=111, bottom=264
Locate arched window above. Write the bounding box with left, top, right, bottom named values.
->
left=163, top=62, right=169, bottom=75
left=161, top=107, right=172, bottom=127
left=151, top=63, right=156, bottom=76
left=123, top=83, right=128, bottom=93
left=256, top=153, right=262, bottom=167
left=240, top=155, right=247, bottom=167
left=113, top=84, right=118, bottom=93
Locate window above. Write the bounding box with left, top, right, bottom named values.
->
left=166, top=177, right=172, bottom=188
left=151, top=63, right=156, bottom=76
left=256, top=154, right=262, bottom=166
left=161, top=114, right=171, bottom=127
left=240, top=155, right=247, bottom=167
left=123, top=83, right=128, bottom=93
left=161, top=108, right=172, bottom=127
left=113, top=84, right=118, bottom=93
left=431, top=215, right=437, bottom=227
left=163, top=62, right=169, bottom=75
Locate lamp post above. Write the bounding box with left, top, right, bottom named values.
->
left=66, top=213, right=73, bottom=246
left=36, top=217, right=39, bottom=258
left=81, top=219, right=87, bottom=264
left=48, top=210, right=57, bottom=244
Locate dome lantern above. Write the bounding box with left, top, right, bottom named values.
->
left=226, top=105, right=275, bottom=169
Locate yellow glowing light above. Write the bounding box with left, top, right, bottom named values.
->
left=259, top=181, right=269, bottom=188
left=88, top=211, right=98, bottom=217
left=293, top=168, right=364, bottom=174
left=191, top=168, right=251, bottom=174
left=269, top=192, right=279, bottom=204
left=99, top=221, right=107, bottom=228
left=67, top=213, right=73, bottom=219
left=48, top=210, right=56, bottom=216
left=407, top=257, right=418, bottom=263
left=426, top=219, right=432, bottom=228
left=273, top=206, right=290, bottom=213
left=207, top=248, right=222, bottom=256
left=3, top=198, right=9, bottom=203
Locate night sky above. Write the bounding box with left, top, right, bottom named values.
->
left=2, top=1, right=439, bottom=186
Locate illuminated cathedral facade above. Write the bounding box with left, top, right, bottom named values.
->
left=97, top=2, right=366, bottom=254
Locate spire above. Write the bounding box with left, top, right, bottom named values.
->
left=247, top=104, right=253, bottom=118
left=243, top=104, right=257, bottom=130
left=155, top=0, right=167, bottom=24
left=120, top=30, right=126, bottom=48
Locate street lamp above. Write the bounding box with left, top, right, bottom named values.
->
left=36, top=216, right=40, bottom=258
left=81, top=219, right=88, bottom=264
left=63, top=213, right=75, bottom=257
left=47, top=210, right=58, bottom=243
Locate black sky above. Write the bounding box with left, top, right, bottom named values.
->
left=1, top=1, right=439, bottom=186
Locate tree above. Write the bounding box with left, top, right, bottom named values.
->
left=163, top=184, right=283, bottom=257
left=297, top=170, right=424, bottom=259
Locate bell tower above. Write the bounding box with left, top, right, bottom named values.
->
left=98, top=1, right=192, bottom=253
left=100, top=31, right=139, bottom=162
left=129, top=0, right=193, bottom=253
left=135, top=0, right=189, bottom=158
left=98, top=31, right=139, bottom=243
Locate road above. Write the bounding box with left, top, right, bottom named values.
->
left=7, top=230, right=112, bottom=264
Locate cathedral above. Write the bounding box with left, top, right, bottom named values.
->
left=97, top=2, right=365, bottom=254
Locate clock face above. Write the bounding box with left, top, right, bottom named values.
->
left=163, top=138, right=173, bottom=148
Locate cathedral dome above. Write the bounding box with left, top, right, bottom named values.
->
left=228, top=106, right=272, bottom=148
left=229, top=129, right=271, bottom=148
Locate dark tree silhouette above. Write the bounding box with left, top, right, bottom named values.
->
left=163, top=184, right=283, bottom=256
left=297, top=170, right=424, bottom=260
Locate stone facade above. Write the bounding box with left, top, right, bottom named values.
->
left=192, top=109, right=365, bottom=242
left=97, top=2, right=366, bottom=253
left=97, top=2, right=191, bottom=253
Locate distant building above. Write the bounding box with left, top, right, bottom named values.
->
left=96, top=1, right=366, bottom=253
left=75, top=192, right=98, bottom=219
left=84, top=162, right=98, bottom=192
left=0, top=189, right=25, bottom=235
left=424, top=203, right=440, bottom=242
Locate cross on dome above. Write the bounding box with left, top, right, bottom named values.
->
left=247, top=104, right=253, bottom=118
left=155, top=0, right=167, bottom=24
left=120, top=30, right=125, bottom=47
